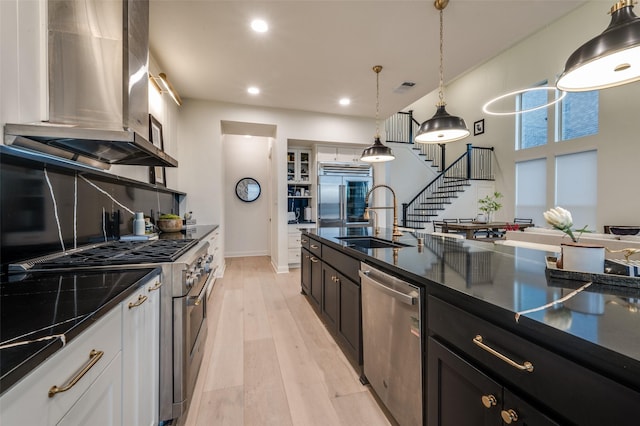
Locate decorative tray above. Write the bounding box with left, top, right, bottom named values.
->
left=545, top=256, right=640, bottom=290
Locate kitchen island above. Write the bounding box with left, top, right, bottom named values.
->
left=302, top=226, right=640, bottom=425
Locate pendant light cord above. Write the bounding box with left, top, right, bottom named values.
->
left=437, top=8, right=445, bottom=107
left=373, top=65, right=382, bottom=138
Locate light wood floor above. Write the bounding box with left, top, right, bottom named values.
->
left=183, top=256, right=391, bottom=426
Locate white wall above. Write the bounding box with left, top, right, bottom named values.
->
left=223, top=135, right=271, bottom=257
left=402, top=1, right=640, bottom=231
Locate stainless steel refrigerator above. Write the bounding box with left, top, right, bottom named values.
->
left=318, top=163, right=373, bottom=228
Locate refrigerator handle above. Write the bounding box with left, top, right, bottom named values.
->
left=339, top=185, right=345, bottom=225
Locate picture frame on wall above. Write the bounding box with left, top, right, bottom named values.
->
left=149, top=114, right=166, bottom=187
left=473, top=119, right=485, bottom=136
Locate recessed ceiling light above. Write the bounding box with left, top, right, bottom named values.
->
left=339, top=98, right=351, bottom=106
left=251, top=19, right=268, bottom=33
left=248, top=87, right=260, bottom=95
left=244, top=135, right=252, bottom=138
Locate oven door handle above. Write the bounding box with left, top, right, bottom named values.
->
left=189, top=277, right=210, bottom=306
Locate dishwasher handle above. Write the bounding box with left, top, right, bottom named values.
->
left=359, top=270, right=417, bottom=305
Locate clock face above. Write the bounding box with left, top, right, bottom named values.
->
left=235, top=177, right=261, bottom=202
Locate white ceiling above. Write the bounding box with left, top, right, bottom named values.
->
left=149, top=0, right=586, bottom=121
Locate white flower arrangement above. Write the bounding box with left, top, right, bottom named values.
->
left=543, top=206, right=591, bottom=243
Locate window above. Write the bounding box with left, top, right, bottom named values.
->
left=515, top=158, right=546, bottom=225
left=555, top=150, right=597, bottom=231
left=516, top=82, right=548, bottom=150
left=557, top=91, right=599, bottom=141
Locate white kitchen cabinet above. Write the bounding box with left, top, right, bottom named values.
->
left=0, top=307, right=122, bottom=425
left=288, top=223, right=316, bottom=266
left=57, top=352, right=123, bottom=426
left=122, top=274, right=161, bottom=426
left=288, top=226, right=303, bottom=265
left=287, top=149, right=311, bottom=183
left=207, top=227, right=223, bottom=299
left=287, top=148, right=314, bottom=225
left=316, top=146, right=364, bottom=163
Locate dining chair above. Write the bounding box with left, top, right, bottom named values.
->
left=458, top=218, right=474, bottom=223
left=432, top=220, right=445, bottom=233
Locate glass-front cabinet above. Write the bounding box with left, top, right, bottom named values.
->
left=287, top=147, right=314, bottom=224
left=287, top=149, right=310, bottom=183
left=287, top=147, right=314, bottom=266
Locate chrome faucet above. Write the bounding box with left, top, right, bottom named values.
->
left=363, top=184, right=403, bottom=237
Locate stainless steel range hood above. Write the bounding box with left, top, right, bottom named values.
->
left=3, top=0, right=178, bottom=170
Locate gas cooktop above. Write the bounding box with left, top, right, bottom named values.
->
left=9, top=239, right=198, bottom=272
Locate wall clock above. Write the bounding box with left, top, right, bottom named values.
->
left=235, top=177, right=261, bottom=202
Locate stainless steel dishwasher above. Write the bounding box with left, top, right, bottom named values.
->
left=359, top=262, right=422, bottom=426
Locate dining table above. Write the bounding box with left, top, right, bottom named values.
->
left=442, top=221, right=535, bottom=239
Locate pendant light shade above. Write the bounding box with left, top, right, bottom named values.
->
left=360, top=137, right=395, bottom=162
left=557, top=0, right=640, bottom=92
left=361, top=65, right=395, bottom=163
left=415, top=0, right=469, bottom=144
left=415, top=104, right=469, bottom=143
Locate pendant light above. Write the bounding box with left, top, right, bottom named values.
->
left=415, top=0, right=469, bottom=144
left=557, top=0, right=640, bottom=92
left=360, top=65, right=395, bottom=163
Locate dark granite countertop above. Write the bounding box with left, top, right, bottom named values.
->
left=304, top=226, right=640, bottom=391
left=0, top=267, right=160, bottom=394
left=159, top=224, right=218, bottom=241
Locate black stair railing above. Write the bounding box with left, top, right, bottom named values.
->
left=402, top=144, right=494, bottom=228
left=385, top=111, right=445, bottom=171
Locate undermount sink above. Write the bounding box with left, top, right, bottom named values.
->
left=336, top=236, right=412, bottom=249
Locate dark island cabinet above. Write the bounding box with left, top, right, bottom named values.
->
left=309, top=253, right=322, bottom=311
left=338, top=271, right=360, bottom=360
left=322, top=263, right=340, bottom=329
left=300, top=232, right=362, bottom=368
left=428, top=295, right=640, bottom=426
left=301, top=248, right=311, bottom=295
left=428, top=337, right=558, bottom=426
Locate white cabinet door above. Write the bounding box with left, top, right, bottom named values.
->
left=122, top=274, right=161, bottom=426
left=316, top=146, right=338, bottom=162
left=57, top=352, right=123, bottom=426
left=0, top=308, right=121, bottom=426
left=336, top=147, right=362, bottom=163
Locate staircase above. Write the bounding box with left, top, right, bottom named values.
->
left=402, top=145, right=495, bottom=228
left=385, top=110, right=445, bottom=170
left=385, top=112, right=495, bottom=229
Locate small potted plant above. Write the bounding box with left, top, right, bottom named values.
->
left=478, top=191, right=503, bottom=223
left=543, top=206, right=601, bottom=272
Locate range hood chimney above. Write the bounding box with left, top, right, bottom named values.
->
left=4, top=0, right=177, bottom=170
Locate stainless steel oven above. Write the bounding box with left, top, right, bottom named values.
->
left=9, top=238, right=215, bottom=425
left=171, top=246, right=213, bottom=424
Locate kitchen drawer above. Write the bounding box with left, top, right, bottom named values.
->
left=322, top=244, right=359, bottom=284
left=300, top=233, right=310, bottom=250
left=308, top=237, right=322, bottom=257
left=428, top=295, right=640, bottom=425
left=0, top=307, right=122, bottom=425
left=288, top=232, right=302, bottom=248
left=288, top=248, right=301, bottom=263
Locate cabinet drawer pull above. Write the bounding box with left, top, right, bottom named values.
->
left=481, top=394, right=497, bottom=408
left=310, top=244, right=319, bottom=249
left=48, top=349, right=104, bottom=397
left=148, top=281, right=162, bottom=292
left=128, top=294, right=148, bottom=309
left=310, top=257, right=319, bottom=263
left=501, top=409, right=519, bottom=424
left=473, top=335, right=534, bottom=373
left=301, top=239, right=308, bottom=243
